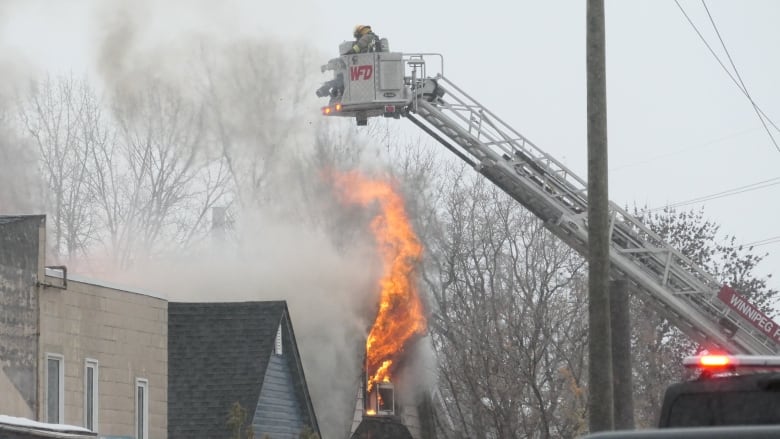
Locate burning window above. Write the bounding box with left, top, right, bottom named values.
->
left=366, top=381, right=396, bottom=416
left=377, top=383, right=394, bottom=414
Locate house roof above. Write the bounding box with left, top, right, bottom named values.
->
left=350, top=416, right=415, bottom=439
left=168, top=301, right=318, bottom=439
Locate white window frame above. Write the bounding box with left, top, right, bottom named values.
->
left=135, top=378, right=149, bottom=439
left=44, top=353, right=65, bottom=424
left=84, top=359, right=99, bottom=431
left=274, top=323, right=283, bottom=356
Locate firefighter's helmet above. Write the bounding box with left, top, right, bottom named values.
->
left=353, top=25, right=370, bottom=38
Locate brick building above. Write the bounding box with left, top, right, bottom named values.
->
left=0, top=215, right=167, bottom=438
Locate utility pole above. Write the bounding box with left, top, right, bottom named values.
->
left=610, top=279, right=635, bottom=429
left=586, top=0, right=614, bottom=432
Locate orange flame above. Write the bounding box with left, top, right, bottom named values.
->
left=332, top=171, right=426, bottom=393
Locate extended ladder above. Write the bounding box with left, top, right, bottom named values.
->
left=405, top=74, right=778, bottom=355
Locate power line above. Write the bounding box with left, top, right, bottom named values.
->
left=673, top=0, right=780, bottom=152
left=674, top=0, right=780, bottom=135
left=701, top=0, right=779, bottom=152
left=743, top=236, right=780, bottom=247
left=649, top=175, right=780, bottom=211
left=609, top=127, right=756, bottom=172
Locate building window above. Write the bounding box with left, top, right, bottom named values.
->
left=84, top=359, right=98, bottom=431
left=135, top=378, right=149, bottom=439
left=45, top=353, right=64, bottom=423
left=274, top=323, right=283, bottom=355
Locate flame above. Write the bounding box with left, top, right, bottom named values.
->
left=331, top=171, right=426, bottom=393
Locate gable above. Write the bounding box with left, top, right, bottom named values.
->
left=167, top=301, right=285, bottom=439
left=252, top=353, right=305, bottom=438
left=168, top=301, right=319, bottom=439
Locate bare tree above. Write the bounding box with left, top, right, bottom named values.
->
left=95, top=78, right=230, bottom=267
left=18, top=74, right=99, bottom=259
left=199, top=40, right=318, bottom=212
left=629, top=206, right=779, bottom=426
left=420, top=167, right=588, bottom=439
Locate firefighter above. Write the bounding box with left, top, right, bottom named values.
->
left=344, top=25, right=382, bottom=54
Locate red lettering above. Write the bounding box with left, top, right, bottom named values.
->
left=350, top=65, right=373, bottom=81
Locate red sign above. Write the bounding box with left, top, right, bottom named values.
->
left=718, top=285, right=780, bottom=344
left=350, top=65, right=373, bottom=81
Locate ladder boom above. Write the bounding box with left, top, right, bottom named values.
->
left=408, top=74, right=777, bottom=355
left=314, top=49, right=778, bottom=354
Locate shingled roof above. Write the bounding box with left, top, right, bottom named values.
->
left=168, top=301, right=318, bottom=439
left=351, top=416, right=415, bottom=439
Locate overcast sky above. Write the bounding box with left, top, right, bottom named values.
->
left=1, top=0, right=778, bottom=292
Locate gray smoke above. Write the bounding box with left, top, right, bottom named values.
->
left=117, top=215, right=381, bottom=438
left=1, top=1, right=405, bottom=436
left=0, top=121, right=43, bottom=214
left=84, top=2, right=387, bottom=438
left=94, top=0, right=140, bottom=95
left=0, top=55, right=43, bottom=214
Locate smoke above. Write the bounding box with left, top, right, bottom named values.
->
left=0, top=58, right=42, bottom=214
left=0, top=2, right=44, bottom=214
left=2, top=1, right=400, bottom=437
left=395, top=336, right=438, bottom=408
left=112, top=210, right=381, bottom=437
left=94, top=0, right=140, bottom=95
left=83, top=2, right=388, bottom=437
left=0, top=116, right=43, bottom=214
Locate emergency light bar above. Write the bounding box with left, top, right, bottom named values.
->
left=684, top=354, right=780, bottom=369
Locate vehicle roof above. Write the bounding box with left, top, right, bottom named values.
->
left=658, top=371, right=780, bottom=427
left=580, top=425, right=780, bottom=439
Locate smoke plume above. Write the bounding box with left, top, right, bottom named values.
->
left=2, top=1, right=403, bottom=436
left=0, top=57, right=42, bottom=214
left=82, top=2, right=386, bottom=437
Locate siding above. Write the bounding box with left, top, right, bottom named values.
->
left=252, top=354, right=305, bottom=439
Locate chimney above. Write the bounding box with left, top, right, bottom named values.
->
left=211, top=206, right=226, bottom=242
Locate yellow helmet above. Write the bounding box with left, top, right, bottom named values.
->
left=353, top=25, right=370, bottom=38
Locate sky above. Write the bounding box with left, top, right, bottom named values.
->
left=1, top=0, right=778, bottom=292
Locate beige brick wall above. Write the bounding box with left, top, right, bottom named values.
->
left=39, top=277, right=167, bottom=438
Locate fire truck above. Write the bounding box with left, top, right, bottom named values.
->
left=317, top=41, right=780, bottom=438
left=316, top=42, right=780, bottom=357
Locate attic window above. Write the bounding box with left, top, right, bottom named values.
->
left=274, top=323, right=283, bottom=356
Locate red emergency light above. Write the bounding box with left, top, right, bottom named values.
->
left=698, top=355, right=731, bottom=367
left=684, top=354, right=780, bottom=370
left=683, top=354, right=733, bottom=369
